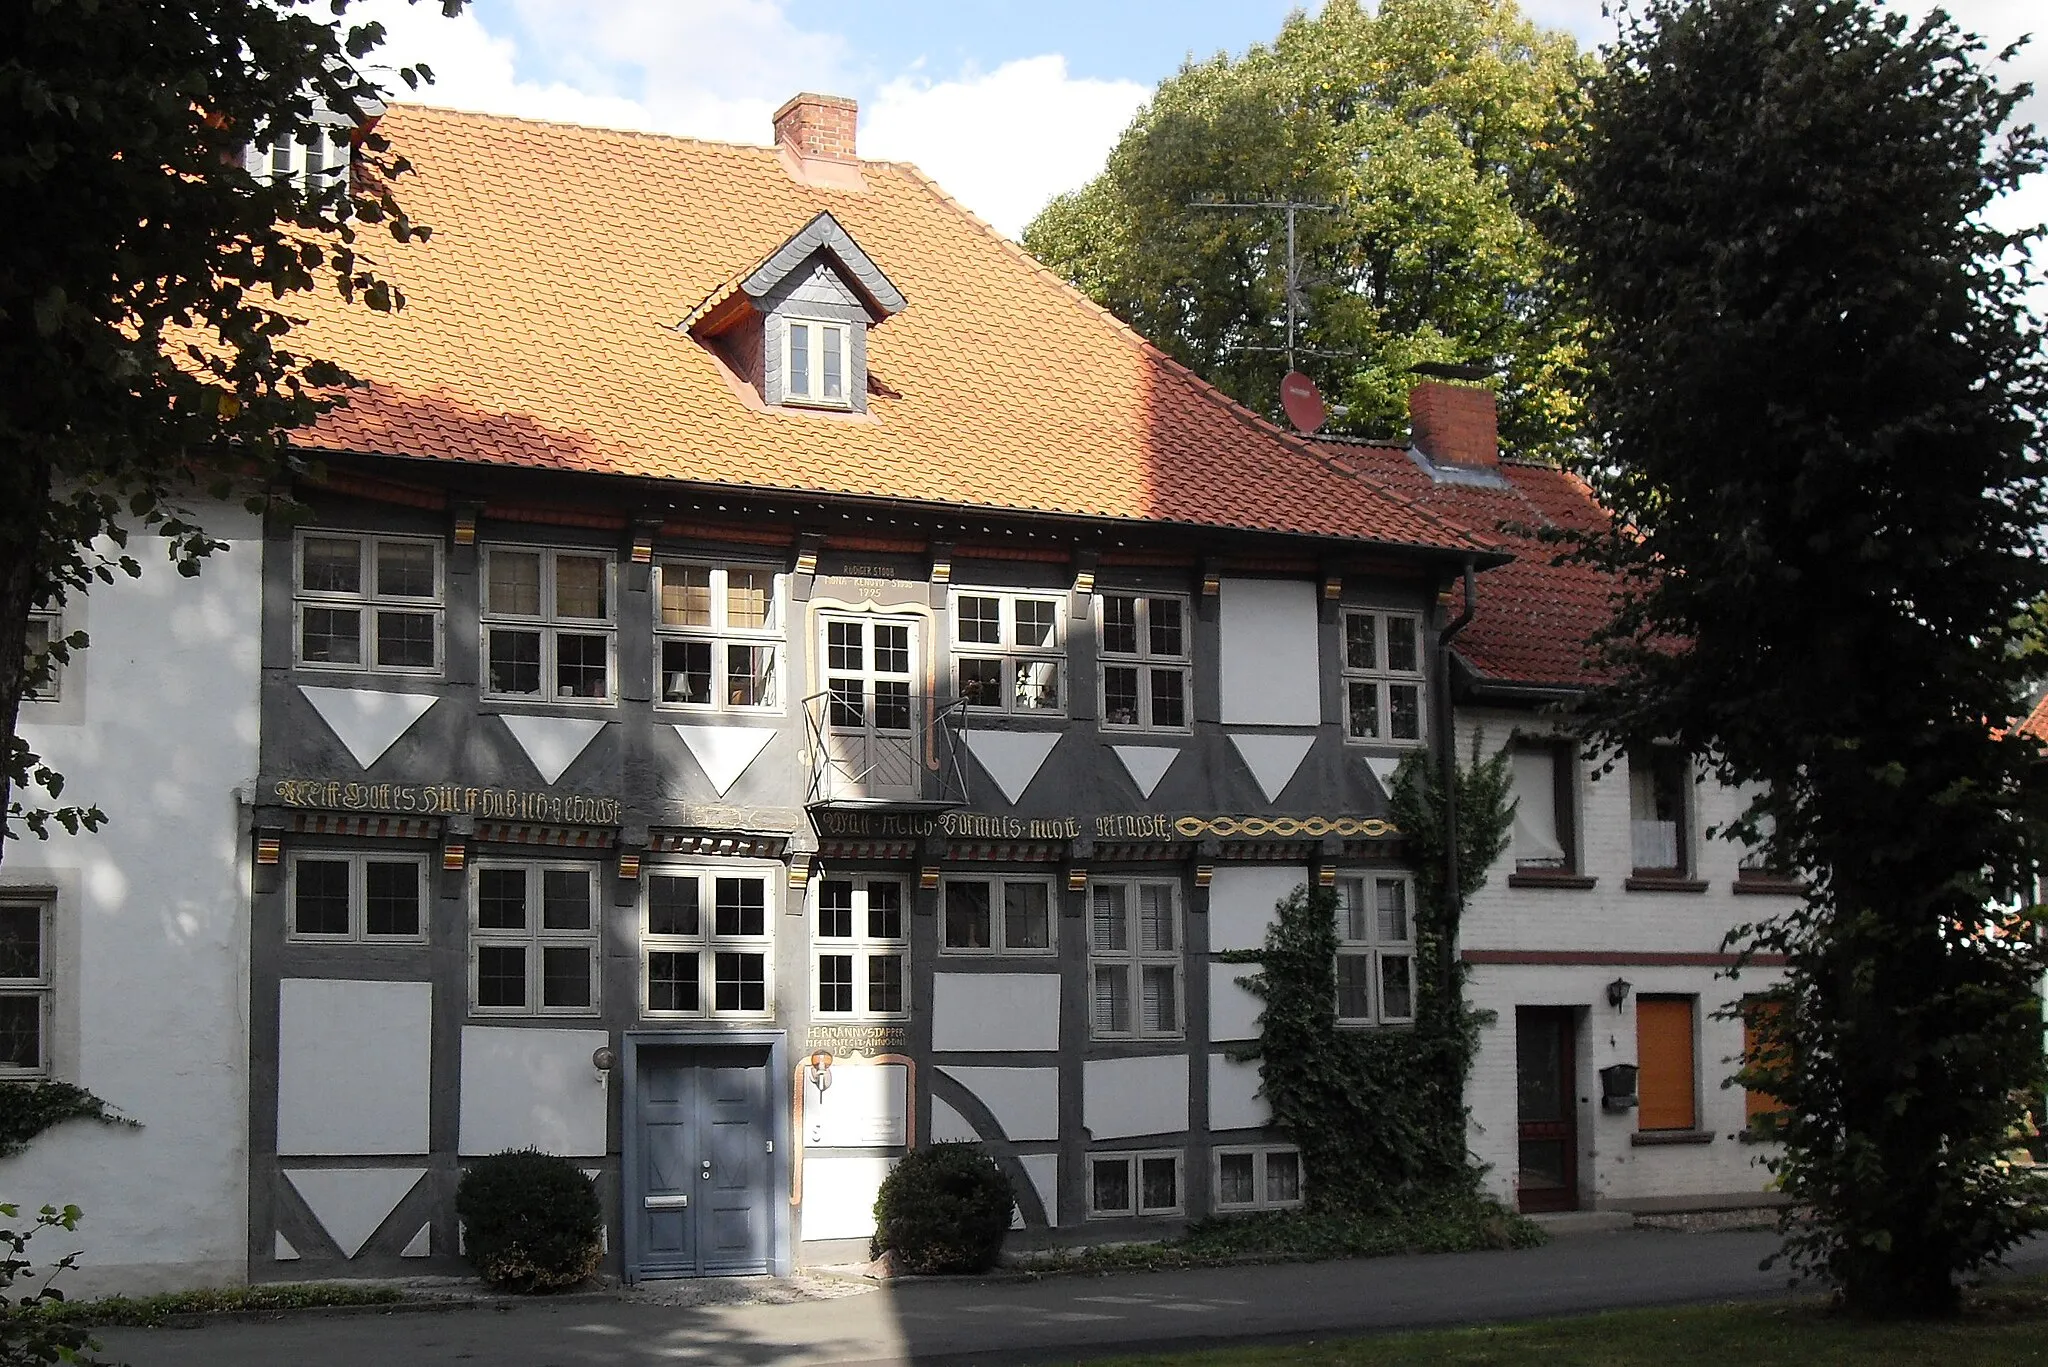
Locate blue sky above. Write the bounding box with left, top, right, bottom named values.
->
left=359, top=0, right=2040, bottom=242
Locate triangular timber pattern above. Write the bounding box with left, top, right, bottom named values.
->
left=1110, top=745, right=1180, bottom=800
left=962, top=731, right=1063, bottom=805
left=927, top=1095, right=979, bottom=1143
left=497, top=715, right=606, bottom=786
left=400, top=1225, right=431, bottom=1258
left=283, top=1167, right=426, bottom=1259
left=298, top=686, right=438, bottom=770
left=1363, top=755, right=1402, bottom=799
left=273, top=1231, right=300, bottom=1262
left=1228, top=733, right=1317, bottom=803
left=671, top=725, right=776, bottom=796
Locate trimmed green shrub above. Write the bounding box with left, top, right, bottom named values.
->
left=455, top=1149, right=603, bottom=1293
left=871, top=1143, right=1013, bottom=1274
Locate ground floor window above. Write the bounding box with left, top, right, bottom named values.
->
left=287, top=851, right=428, bottom=942
left=1213, top=1145, right=1302, bottom=1211
left=1636, top=995, right=1698, bottom=1131
left=1088, top=1150, right=1183, bottom=1218
left=469, top=861, right=601, bottom=1016
left=0, top=896, right=49, bottom=1075
left=641, top=867, right=774, bottom=1018
left=813, top=875, right=908, bottom=1018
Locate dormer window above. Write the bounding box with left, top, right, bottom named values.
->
left=786, top=320, right=850, bottom=407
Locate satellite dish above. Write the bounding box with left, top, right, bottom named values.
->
left=1280, top=371, right=1326, bottom=434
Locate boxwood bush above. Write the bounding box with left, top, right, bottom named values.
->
left=455, top=1149, right=603, bottom=1293
left=871, top=1142, right=1013, bottom=1274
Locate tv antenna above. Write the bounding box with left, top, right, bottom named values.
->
left=1188, top=198, right=1343, bottom=372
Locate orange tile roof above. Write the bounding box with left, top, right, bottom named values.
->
left=2016, top=693, right=2048, bottom=743
left=1314, top=439, right=1619, bottom=688
left=288, top=106, right=1485, bottom=555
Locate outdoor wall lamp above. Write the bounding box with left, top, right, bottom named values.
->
left=1606, top=977, right=1633, bottom=1011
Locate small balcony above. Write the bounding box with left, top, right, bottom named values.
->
left=802, top=690, right=972, bottom=810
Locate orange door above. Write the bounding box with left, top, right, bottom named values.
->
left=1636, top=997, right=1697, bottom=1132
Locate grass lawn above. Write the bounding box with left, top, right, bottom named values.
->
left=1091, top=1277, right=2048, bottom=1365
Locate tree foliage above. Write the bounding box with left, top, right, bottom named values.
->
left=1, top=0, right=454, bottom=849
left=1548, top=0, right=2048, bottom=1316
left=1022, top=0, right=1592, bottom=454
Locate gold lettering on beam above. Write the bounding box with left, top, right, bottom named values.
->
left=272, top=778, right=622, bottom=827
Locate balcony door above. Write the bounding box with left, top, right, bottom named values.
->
left=818, top=612, right=921, bottom=800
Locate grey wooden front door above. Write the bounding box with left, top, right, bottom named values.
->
left=635, top=1044, right=774, bottom=1277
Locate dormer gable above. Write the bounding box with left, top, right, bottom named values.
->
left=685, top=211, right=907, bottom=415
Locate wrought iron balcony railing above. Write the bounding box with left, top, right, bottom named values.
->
left=802, top=690, right=972, bottom=809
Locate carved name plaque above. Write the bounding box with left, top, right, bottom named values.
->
left=271, top=778, right=622, bottom=826
left=804, top=1023, right=908, bottom=1057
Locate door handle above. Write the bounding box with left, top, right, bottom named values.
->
left=644, top=1194, right=688, bottom=1210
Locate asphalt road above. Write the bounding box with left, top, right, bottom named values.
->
left=94, top=1229, right=2048, bottom=1367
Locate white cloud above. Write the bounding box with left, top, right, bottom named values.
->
left=863, top=57, right=1149, bottom=238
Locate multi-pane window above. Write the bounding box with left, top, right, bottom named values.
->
left=1089, top=1151, right=1183, bottom=1218
left=655, top=562, right=781, bottom=712
left=22, top=611, right=60, bottom=701
left=952, top=592, right=1064, bottom=713
left=1098, top=594, right=1191, bottom=730
left=247, top=120, right=351, bottom=202
left=1089, top=879, right=1182, bottom=1038
left=813, top=876, right=908, bottom=1018
left=287, top=852, right=428, bottom=942
left=470, top=863, right=601, bottom=1015
left=1629, top=748, right=1691, bottom=875
left=1342, top=610, right=1425, bottom=743
left=294, top=533, right=444, bottom=673
left=642, top=869, right=774, bottom=1017
left=482, top=547, right=615, bottom=702
left=0, top=898, right=50, bottom=1075
left=1214, top=1146, right=1304, bottom=1211
left=940, top=877, right=1055, bottom=955
left=1334, top=874, right=1416, bottom=1026
left=785, top=319, right=851, bottom=407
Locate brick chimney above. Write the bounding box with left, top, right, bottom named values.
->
left=1408, top=381, right=1498, bottom=468
left=774, top=93, right=858, bottom=163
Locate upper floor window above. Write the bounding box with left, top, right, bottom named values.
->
left=655, top=562, right=781, bottom=712
left=785, top=319, right=851, bottom=407
left=1098, top=594, right=1190, bottom=730
left=1509, top=741, right=1577, bottom=875
left=248, top=120, right=352, bottom=203
left=1342, top=610, right=1425, bottom=744
left=0, top=897, right=51, bottom=1076
left=483, top=547, right=615, bottom=703
left=953, top=591, right=1064, bottom=713
left=642, top=868, right=774, bottom=1018
left=1629, top=748, right=1691, bottom=876
left=295, top=533, right=443, bottom=674
left=1334, top=873, right=1415, bottom=1026
left=469, top=862, right=600, bottom=1016
left=22, top=610, right=60, bottom=701
left=1089, top=879, right=1182, bottom=1039
left=288, top=852, right=428, bottom=943
left=941, top=876, right=1054, bottom=955
left=813, top=876, right=908, bottom=1018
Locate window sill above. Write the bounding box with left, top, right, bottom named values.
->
left=1630, top=1128, right=1714, bottom=1147
left=1733, top=876, right=1807, bottom=896
left=1623, top=875, right=1708, bottom=893
left=1508, top=872, right=1597, bottom=890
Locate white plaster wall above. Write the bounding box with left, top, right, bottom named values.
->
left=458, top=1026, right=609, bottom=1157
left=1083, top=1055, right=1189, bottom=1140
left=931, top=973, right=1060, bottom=1052
left=1208, top=866, right=1309, bottom=954
left=1208, top=1053, right=1270, bottom=1132
left=1208, top=962, right=1263, bottom=1042
left=1466, top=964, right=1778, bottom=1210
left=928, top=1095, right=978, bottom=1142
left=938, top=1065, right=1059, bottom=1141
left=1218, top=579, right=1321, bottom=726
left=2, top=499, right=262, bottom=1293
left=276, top=979, right=431, bottom=1156
left=1017, top=1153, right=1057, bottom=1226
left=800, top=1155, right=896, bottom=1241
left=805, top=1063, right=906, bottom=1148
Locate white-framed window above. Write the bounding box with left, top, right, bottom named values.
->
left=784, top=318, right=851, bottom=407
left=1088, top=1150, right=1183, bottom=1218
left=482, top=546, right=616, bottom=702
left=1089, top=878, right=1182, bottom=1038
left=22, top=610, right=61, bottom=701
left=0, top=897, right=51, bottom=1076
left=952, top=591, right=1064, bottom=713
left=287, top=852, right=429, bottom=943
left=813, top=876, right=908, bottom=1018
left=641, top=868, right=774, bottom=1018
left=654, top=562, right=783, bottom=712
left=1213, top=1145, right=1303, bottom=1211
left=294, top=532, right=444, bottom=674
left=940, top=876, right=1055, bottom=955
left=1341, top=609, right=1426, bottom=744
left=247, top=120, right=352, bottom=202
left=1334, top=873, right=1416, bottom=1026
left=470, top=862, right=601, bottom=1016
left=1098, top=593, right=1191, bottom=730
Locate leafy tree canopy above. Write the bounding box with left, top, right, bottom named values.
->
left=1022, top=0, right=1592, bottom=454
left=1, top=0, right=455, bottom=846
left=1549, top=0, right=2048, bottom=1317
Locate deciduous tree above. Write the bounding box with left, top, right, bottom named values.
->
left=1549, top=0, right=2048, bottom=1316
